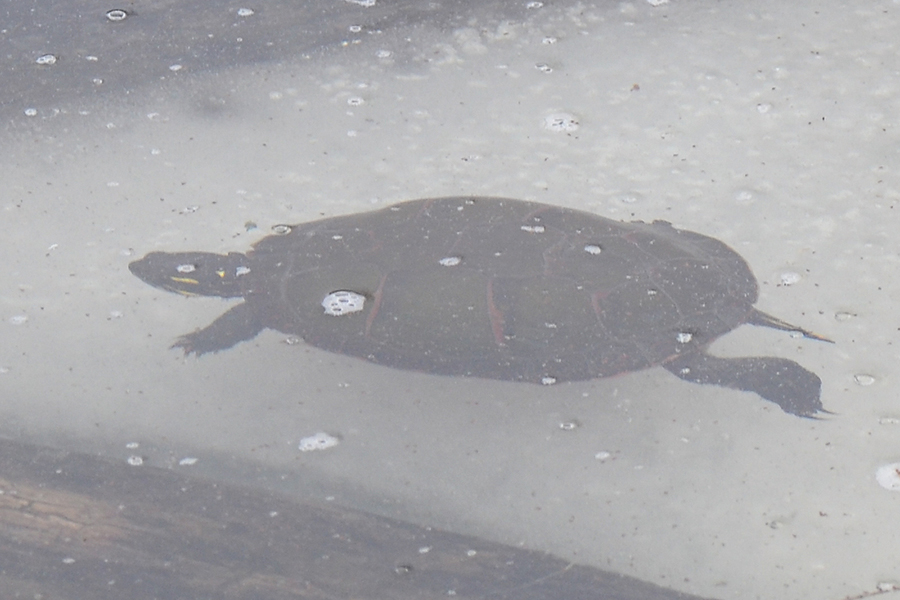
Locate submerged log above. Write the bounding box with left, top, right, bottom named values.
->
left=0, top=438, right=713, bottom=600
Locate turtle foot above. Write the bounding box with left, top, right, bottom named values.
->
left=170, top=301, right=266, bottom=356
left=664, top=353, right=825, bottom=418
left=171, top=333, right=221, bottom=357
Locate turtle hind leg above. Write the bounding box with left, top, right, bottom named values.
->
left=662, top=353, right=826, bottom=418
left=173, top=301, right=266, bottom=356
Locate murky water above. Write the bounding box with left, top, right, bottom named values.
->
left=2, top=1, right=900, bottom=598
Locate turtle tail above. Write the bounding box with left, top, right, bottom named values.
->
left=748, top=309, right=833, bottom=343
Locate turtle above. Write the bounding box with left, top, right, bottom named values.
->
left=129, top=196, right=830, bottom=417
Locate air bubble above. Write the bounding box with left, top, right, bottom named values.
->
left=613, top=192, right=643, bottom=205
left=236, top=7, right=254, bottom=16
left=347, top=96, right=365, bottom=106
left=36, top=54, right=58, bottom=66
left=676, top=332, right=693, bottom=344
left=535, top=63, right=553, bottom=73
left=272, top=224, right=292, bottom=234
left=854, top=374, right=876, bottom=386
left=876, top=463, right=900, bottom=491
left=299, top=432, right=340, bottom=451
left=322, top=290, right=366, bottom=316
left=559, top=420, right=579, bottom=430
left=105, top=9, right=128, bottom=21
left=521, top=224, right=545, bottom=233
left=734, top=189, right=755, bottom=204
left=779, top=272, right=801, bottom=286
left=584, top=244, right=602, bottom=255
left=439, top=256, right=461, bottom=267
left=541, top=376, right=557, bottom=385
left=8, top=315, right=28, bottom=325
left=127, top=455, right=143, bottom=466
left=179, top=457, right=198, bottom=466
left=542, top=113, right=579, bottom=132
left=176, top=264, right=196, bottom=274
left=834, top=311, right=856, bottom=322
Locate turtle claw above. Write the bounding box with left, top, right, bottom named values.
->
left=808, top=407, right=837, bottom=419
left=171, top=336, right=202, bottom=357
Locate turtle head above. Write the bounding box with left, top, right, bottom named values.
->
left=129, top=251, right=252, bottom=298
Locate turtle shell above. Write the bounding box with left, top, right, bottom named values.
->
left=130, top=196, right=827, bottom=416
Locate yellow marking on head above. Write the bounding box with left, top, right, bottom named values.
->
left=216, top=269, right=226, bottom=278
left=170, top=276, right=200, bottom=285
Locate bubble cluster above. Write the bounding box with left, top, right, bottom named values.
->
left=322, top=290, right=366, bottom=316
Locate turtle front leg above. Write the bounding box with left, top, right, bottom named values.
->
left=174, top=301, right=267, bottom=356
left=663, top=352, right=825, bottom=418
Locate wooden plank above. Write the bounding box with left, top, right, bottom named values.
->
left=0, top=438, right=715, bottom=600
